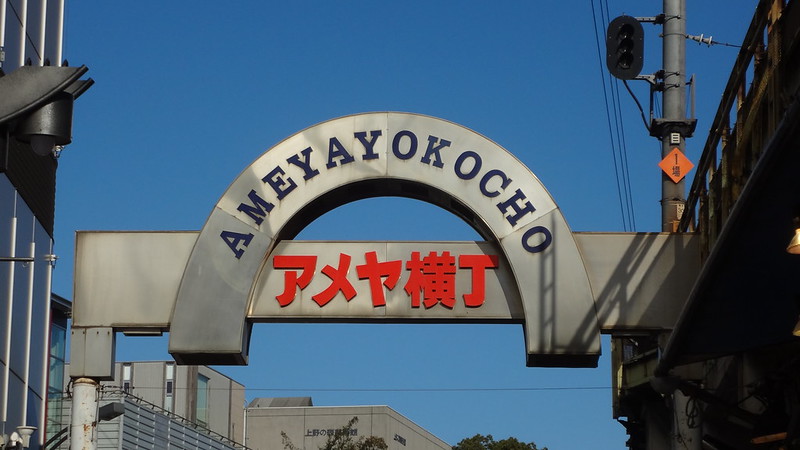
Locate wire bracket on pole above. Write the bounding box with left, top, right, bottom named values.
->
left=650, top=118, right=698, bottom=139
left=634, top=73, right=660, bottom=87
left=635, top=14, right=665, bottom=24
left=629, top=72, right=666, bottom=133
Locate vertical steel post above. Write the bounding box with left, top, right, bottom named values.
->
left=70, top=378, right=99, bottom=450
left=38, top=251, right=55, bottom=449
left=0, top=0, right=6, bottom=72
left=20, top=242, right=35, bottom=427
left=1, top=214, right=17, bottom=429
left=661, top=0, right=687, bottom=232
left=16, top=0, right=27, bottom=70
left=662, top=3, right=701, bottom=449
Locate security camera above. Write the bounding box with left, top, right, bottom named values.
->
left=16, top=91, right=74, bottom=157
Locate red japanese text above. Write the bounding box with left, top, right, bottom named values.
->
left=272, top=251, right=499, bottom=309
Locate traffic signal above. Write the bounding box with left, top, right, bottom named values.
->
left=606, top=15, right=644, bottom=80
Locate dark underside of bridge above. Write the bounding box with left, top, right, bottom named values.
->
left=659, top=96, right=800, bottom=373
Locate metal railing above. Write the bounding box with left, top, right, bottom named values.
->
left=102, top=387, right=251, bottom=450
left=43, top=426, right=68, bottom=450
left=680, top=0, right=798, bottom=256
left=47, top=387, right=251, bottom=450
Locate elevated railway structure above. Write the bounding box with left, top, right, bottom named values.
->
left=614, top=0, right=800, bottom=448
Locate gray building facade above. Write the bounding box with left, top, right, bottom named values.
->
left=53, top=366, right=449, bottom=450
left=61, top=361, right=246, bottom=447
left=245, top=398, right=450, bottom=450
left=0, top=0, right=67, bottom=74
left=1, top=1, right=90, bottom=447
left=0, top=176, right=57, bottom=448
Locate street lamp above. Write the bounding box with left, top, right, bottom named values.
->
left=0, top=65, right=93, bottom=157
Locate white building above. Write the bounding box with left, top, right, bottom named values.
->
left=54, top=362, right=450, bottom=450
left=245, top=397, right=450, bottom=450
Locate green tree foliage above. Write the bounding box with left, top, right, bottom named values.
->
left=282, top=417, right=388, bottom=450
left=452, top=433, right=547, bottom=450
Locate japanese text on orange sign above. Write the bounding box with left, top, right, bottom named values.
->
left=659, top=148, right=694, bottom=183
left=273, top=251, right=499, bottom=309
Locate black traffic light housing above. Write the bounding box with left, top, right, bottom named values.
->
left=606, top=15, right=644, bottom=80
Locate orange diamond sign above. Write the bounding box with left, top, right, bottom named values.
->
left=659, top=148, right=694, bottom=183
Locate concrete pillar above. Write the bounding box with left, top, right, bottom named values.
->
left=672, top=391, right=702, bottom=450
left=69, top=378, right=99, bottom=450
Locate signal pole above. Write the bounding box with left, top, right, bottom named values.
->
left=654, top=0, right=695, bottom=232
left=606, top=1, right=701, bottom=448
left=660, top=1, right=701, bottom=449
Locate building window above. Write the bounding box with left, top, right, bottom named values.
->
left=164, top=363, right=175, bottom=413
left=196, top=374, right=209, bottom=426
left=48, top=323, right=66, bottom=392
left=122, top=363, right=132, bottom=393
left=46, top=323, right=67, bottom=440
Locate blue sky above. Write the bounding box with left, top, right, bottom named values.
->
left=52, top=2, right=754, bottom=448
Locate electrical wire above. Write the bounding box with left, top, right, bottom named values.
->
left=591, top=0, right=630, bottom=231
left=611, top=76, right=637, bottom=230
left=623, top=80, right=651, bottom=132
left=604, top=0, right=637, bottom=230
left=591, top=0, right=637, bottom=231
left=618, top=112, right=637, bottom=229
left=71, top=385, right=613, bottom=393
left=654, top=92, right=662, bottom=119
left=685, top=34, right=741, bottom=48
left=244, top=386, right=612, bottom=393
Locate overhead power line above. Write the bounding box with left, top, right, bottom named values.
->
left=81, top=385, right=613, bottom=393
left=590, top=0, right=637, bottom=231
left=244, top=386, right=613, bottom=393
left=685, top=33, right=741, bottom=48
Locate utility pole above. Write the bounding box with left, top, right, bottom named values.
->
left=606, top=1, right=701, bottom=449
left=660, top=1, right=701, bottom=449
left=655, top=0, right=695, bottom=232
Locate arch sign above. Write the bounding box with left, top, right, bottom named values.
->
left=169, top=112, right=599, bottom=367
left=72, top=112, right=613, bottom=375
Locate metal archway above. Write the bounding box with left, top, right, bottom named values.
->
left=168, top=112, right=600, bottom=367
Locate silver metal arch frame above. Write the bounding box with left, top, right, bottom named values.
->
left=168, top=112, right=600, bottom=367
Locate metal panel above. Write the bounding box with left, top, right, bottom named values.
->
left=73, top=231, right=197, bottom=329
left=0, top=65, right=87, bottom=123
left=57, top=393, right=242, bottom=449
left=69, top=231, right=700, bottom=373
left=68, top=327, right=115, bottom=380
left=94, top=415, right=122, bottom=449
left=168, top=209, right=273, bottom=363
left=120, top=398, right=239, bottom=450
left=500, top=209, right=597, bottom=366
left=575, top=232, right=700, bottom=330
